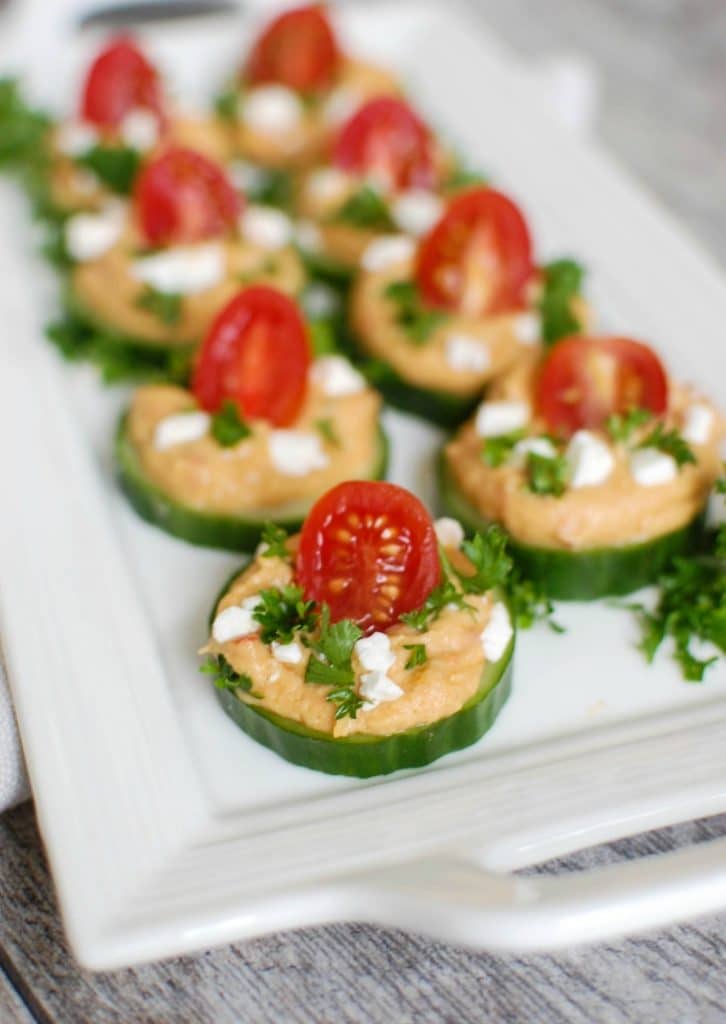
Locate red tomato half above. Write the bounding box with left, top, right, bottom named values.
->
left=296, top=481, right=442, bottom=634
left=80, top=36, right=164, bottom=129
left=134, top=147, right=240, bottom=246
left=333, top=97, right=437, bottom=192
left=245, top=4, right=340, bottom=93
left=536, top=335, right=669, bottom=436
left=192, top=286, right=312, bottom=426
left=416, top=187, right=534, bottom=316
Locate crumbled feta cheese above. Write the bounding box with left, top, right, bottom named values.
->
left=360, top=235, right=415, bottom=272
left=359, top=671, right=404, bottom=708
left=64, top=201, right=125, bottom=261
left=56, top=120, right=99, bottom=157
left=682, top=403, right=713, bottom=445
left=212, top=596, right=262, bottom=643
left=475, top=400, right=530, bottom=438
left=271, top=640, right=303, bottom=665
left=268, top=431, right=329, bottom=476
left=629, top=448, right=678, bottom=486
left=119, top=107, right=159, bottom=151
left=565, top=430, right=615, bottom=489
left=512, top=312, right=541, bottom=346
left=391, top=189, right=443, bottom=237
left=310, top=355, right=365, bottom=396
left=355, top=632, right=395, bottom=673
left=153, top=410, right=210, bottom=451
left=305, top=167, right=350, bottom=205
left=480, top=602, right=513, bottom=662
left=445, top=333, right=491, bottom=373
left=322, top=86, right=360, bottom=125
left=239, top=205, right=292, bottom=250
left=242, top=85, right=303, bottom=135
left=510, top=436, right=557, bottom=467
left=131, top=243, right=225, bottom=295
left=227, top=159, right=268, bottom=194
left=295, top=218, right=322, bottom=252
left=302, top=282, right=340, bottom=320
left=434, top=517, right=464, bottom=548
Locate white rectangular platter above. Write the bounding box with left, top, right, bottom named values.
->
left=1, top=0, right=726, bottom=970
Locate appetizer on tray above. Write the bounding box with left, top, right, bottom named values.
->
left=440, top=336, right=724, bottom=599
left=218, top=4, right=399, bottom=173
left=117, top=286, right=388, bottom=549
left=201, top=480, right=515, bottom=776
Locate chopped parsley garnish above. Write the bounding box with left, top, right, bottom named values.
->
left=384, top=279, right=449, bottom=345
left=538, top=259, right=584, bottom=347
left=637, top=422, right=696, bottom=468
left=253, top=585, right=317, bottom=645
left=335, top=185, right=394, bottom=229
left=0, top=78, right=51, bottom=170
left=76, top=144, right=140, bottom=195
left=136, top=286, right=183, bottom=326
left=400, top=576, right=469, bottom=633
left=508, top=572, right=563, bottom=633
left=314, top=417, right=341, bottom=447
left=304, top=607, right=365, bottom=720
left=214, top=87, right=240, bottom=122
left=210, top=400, right=252, bottom=447
left=459, top=529, right=513, bottom=594
left=251, top=167, right=294, bottom=210
left=259, top=522, right=290, bottom=560
left=605, top=407, right=653, bottom=443
left=403, top=643, right=428, bottom=669
left=526, top=450, right=569, bottom=496
left=200, top=655, right=255, bottom=693
left=445, top=163, right=489, bottom=191
left=481, top=430, right=525, bottom=468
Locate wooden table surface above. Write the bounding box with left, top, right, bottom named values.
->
left=3, top=0, right=726, bottom=1020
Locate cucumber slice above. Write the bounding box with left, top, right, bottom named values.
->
left=213, top=643, right=513, bottom=777
left=438, top=452, right=705, bottom=600
left=116, top=414, right=390, bottom=551
left=360, top=355, right=481, bottom=427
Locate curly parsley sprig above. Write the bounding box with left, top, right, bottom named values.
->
left=384, top=280, right=449, bottom=345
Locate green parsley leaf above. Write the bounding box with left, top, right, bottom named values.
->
left=638, top=421, right=696, bottom=468
left=507, top=571, right=563, bottom=633
left=605, top=407, right=653, bottom=443
left=459, top=527, right=513, bottom=594
left=136, top=286, right=183, bottom=326
left=314, top=417, right=340, bottom=447
left=304, top=607, right=364, bottom=719
left=526, top=450, right=569, bottom=496
left=384, top=279, right=449, bottom=345
left=481, top=430, right=525, bottom=467
left=403, top=643, right=427, bottom=669
left=0, top=78, right=51, bottom=170
left=253, top=585, right=317, bottom=645
left=251, top=167, right=294, bottom=209
left=335, top=185, right=394, bottom=229
left=200, top=655, right=255, bottom=693
left=259, top=522, right=290, bottom=560
left=444, top=163, right=489, bottom=191
left=210, top=400, right=252, bottom=447
left=76, top=144, right=140, bottom=195
left=214, top=87, right=240, bottom=122
left=538, top=258, right=584, bottom=347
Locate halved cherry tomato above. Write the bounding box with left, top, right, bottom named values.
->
left=416, top=187, right=534, bottom=316
left=333, top=97, right=436, bottom=192
left=296, top=481, right=441, bottom=633
left=134, top=146, right=240, bottom=246
left=245, top=4, right=340, bottom=93
left=192, top=286, right=311, bottom=426
left=80, top=36, right=164, bottom=129
left=536, top=335, right=669, bottom=437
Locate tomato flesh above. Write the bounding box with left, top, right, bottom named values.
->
left=134, top=146, right=240, bottom=246
left=81, top=36, right=164, bottom=129
left=192, top=286, right=311, bottom=427
left=536, top=335, right=669, bottom=436
left=416, top=187, right=534, bottom=316
left=296, top=481, right=441, bottom=634
left=245, top=4, right=340, bottom=92
left=333, top=97, right=437, bottom=192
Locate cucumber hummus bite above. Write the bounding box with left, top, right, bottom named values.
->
left=219, top=3, right=399, bottom=172
left=441, top=336, right=724, bottom=599
left=117, top=286, right=388, bottom=550
left=201, top=481, right=515, bottom=776
left=61, top=144, right=306, bottom=369
left=348, top=186, right=588, bottom=426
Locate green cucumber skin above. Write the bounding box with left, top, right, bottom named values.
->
left=438, top=452, right=705, bottom=600
left=215, top=647, right=513, bottom=777
left=116, top=414, right=390, bottom=552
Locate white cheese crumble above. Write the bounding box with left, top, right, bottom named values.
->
left=119, top=107, right=159, bottom=151
left=239, top=205, right=292, bottom=250
left=510, top=436, right=557, bottom=467
left=475, top=400, right=530, bottom=438
left=227, top=159, right=268, bottom=194
left=360, top=235, right=415, bottom=272
left=360, top=671, right=404, bottom=709
left=434, top=517, right=464, bottom=548
left=480, top=602, right=513, bottom=662
left=271, top=640, right=303, bottom=665
left=295, top=218, right=322, bottom=253
left=391, top=189, right=443, bottom=237
left=212, top=596, right=262, bottom=643
left=310, top=355, right=365, bottom=396
left=242, top=85, right=303, bottom=135
left=682, top=403, right=713, bottom=445
left=153, top=410, right=210, bottom=451
left=565, top=429, right=615, bottom=489
left=131, top=243, right=225, bottom=295
left=64, top=201, right=125, bottom=262
left=268, top=431, right=329, bottom=476
left=56, top=120, right=99, bottom=157
left=302, top=282, right=340, bottom=319
left=305, top=167, right=350, bottom=205
left=322, top=86, right=360, bottom=125
left=355, top=632, right=396, bottom=673
left=629, top=448, right=678, bottom=487
left=445, top=333, right=491, bottom=373
left=512, top=312, right=541, bottom=346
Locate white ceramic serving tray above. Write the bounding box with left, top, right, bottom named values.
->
left=1, top=0, right=726, bottom=971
